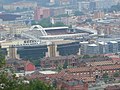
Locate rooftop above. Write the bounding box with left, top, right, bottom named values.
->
left=39, top=71, right=58, bottom=74
left=109, top=41, right=118, bottom=43
left=88, top=44, right=97, bottom=47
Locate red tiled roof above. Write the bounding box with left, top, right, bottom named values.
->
left=100, top=64, right=120, bottom=70
left=67, top=67, right=92, bottom=73
left=111, top=57, right=120, bottom=61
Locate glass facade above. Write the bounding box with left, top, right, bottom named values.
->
left=17, top=45, right=48, bottom=60
left=57, top=42, right=80, bottom=56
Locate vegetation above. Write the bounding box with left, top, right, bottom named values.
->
left=0, top=48, right=54, bottom=90
left=31, top=18, right=66, bottom=28
left=55, top=14, right=69, bottom=18
left=0, top=49, right=5, bottom=68
left=102, top=73, right=109, bottom=83
left=102, top=73, right=109, bottom=79
left=63, top=60, right=68, bottom=69
left=113, top=72, right=120, bottom=77
left=53, top=22, right=66, bottom=27
left=82, top=55, right=90, bottom=59
left=0, top=71, right=54, bottom=90
left=27, top=80, right=54, bottom=90
left=74, top=11, right=84, bottom=16
left=56, top=65, right=63, bottom=72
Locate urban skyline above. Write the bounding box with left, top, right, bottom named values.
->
left=0, top=0, right=120, bottom=90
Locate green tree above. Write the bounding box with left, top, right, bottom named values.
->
left=52, top=79, right=57, bottom=89
left=63, top=60, right=68, bottom=69
left=53, top=22, right=66, bottom=27
left=0, top=49, right=54, bottom=90
left=38, top=18, right=52, bottom=28
left=0, top=49, right=5, bottom=68
left=32, top=18, right=52, bottom=28
left=102, top=73, right=109, bottom=83
left=57, top=65, right=63, bottom=72
left=28, top=79, right=54, bottom=90
left=0, top=71, right=22, bottom=90
left=113, top=72, right=119, bottom=77
left=82, top=55, right=90, bottom=59
left=102, top=73, right=109, bottom=78
left=55, top=14, right=69, bottom=18
left=0, top=71, right=54, bottom=90
left=74, top=11, right=84, bottom=16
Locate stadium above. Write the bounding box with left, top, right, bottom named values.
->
left=1, top=25, right=97, bottom=60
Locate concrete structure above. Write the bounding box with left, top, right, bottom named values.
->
left=46, top=43, right=59, bottom=57
left=7, top=46, right=19, bottom=59
left=98, top=42, right=109, bottom=54
left=108, top=41, right=118, bottom=53
left=87, top=44, right=99, bottom=55
left=0, top=25, right=98, bottom=60
left=80, top=41, right=89, bottom=55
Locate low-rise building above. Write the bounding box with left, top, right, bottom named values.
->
left=6, top=59, right=36, bottom=72
left=105, top=85, right=120, bottom=90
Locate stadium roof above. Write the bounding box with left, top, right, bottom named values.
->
left=44, top=26, right=69, bottom=30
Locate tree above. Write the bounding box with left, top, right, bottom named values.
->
left=37, top=18, right=52, bottom=28
left=0, top=48, right=54, bottom=90
left=53, top=22, right=65, bottom=27
left=56, top=65, right=63, bottom=72
left=63, top=60, right=68, bottom=69
left=113, top=72, right=119, bottom=77
left=28, top=79, right=54, bottom=90
left=0, top=71, right=22, bottom=90
left=102, top=73, right=109, bottom=83
left=102, top=73, right=109, bottom=79
left=0, top=49, right=5, bottom=68
left=32, top=18, right=52, bottom=28
left=74, top=11, right=84, bottom=16
left=55, top=14, right=69, bottom=18
left=52, top=79, right=57, bottom=89
left=0, top=71, right=54, bottom=90
left=82, top=55, right=90, bottom=59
